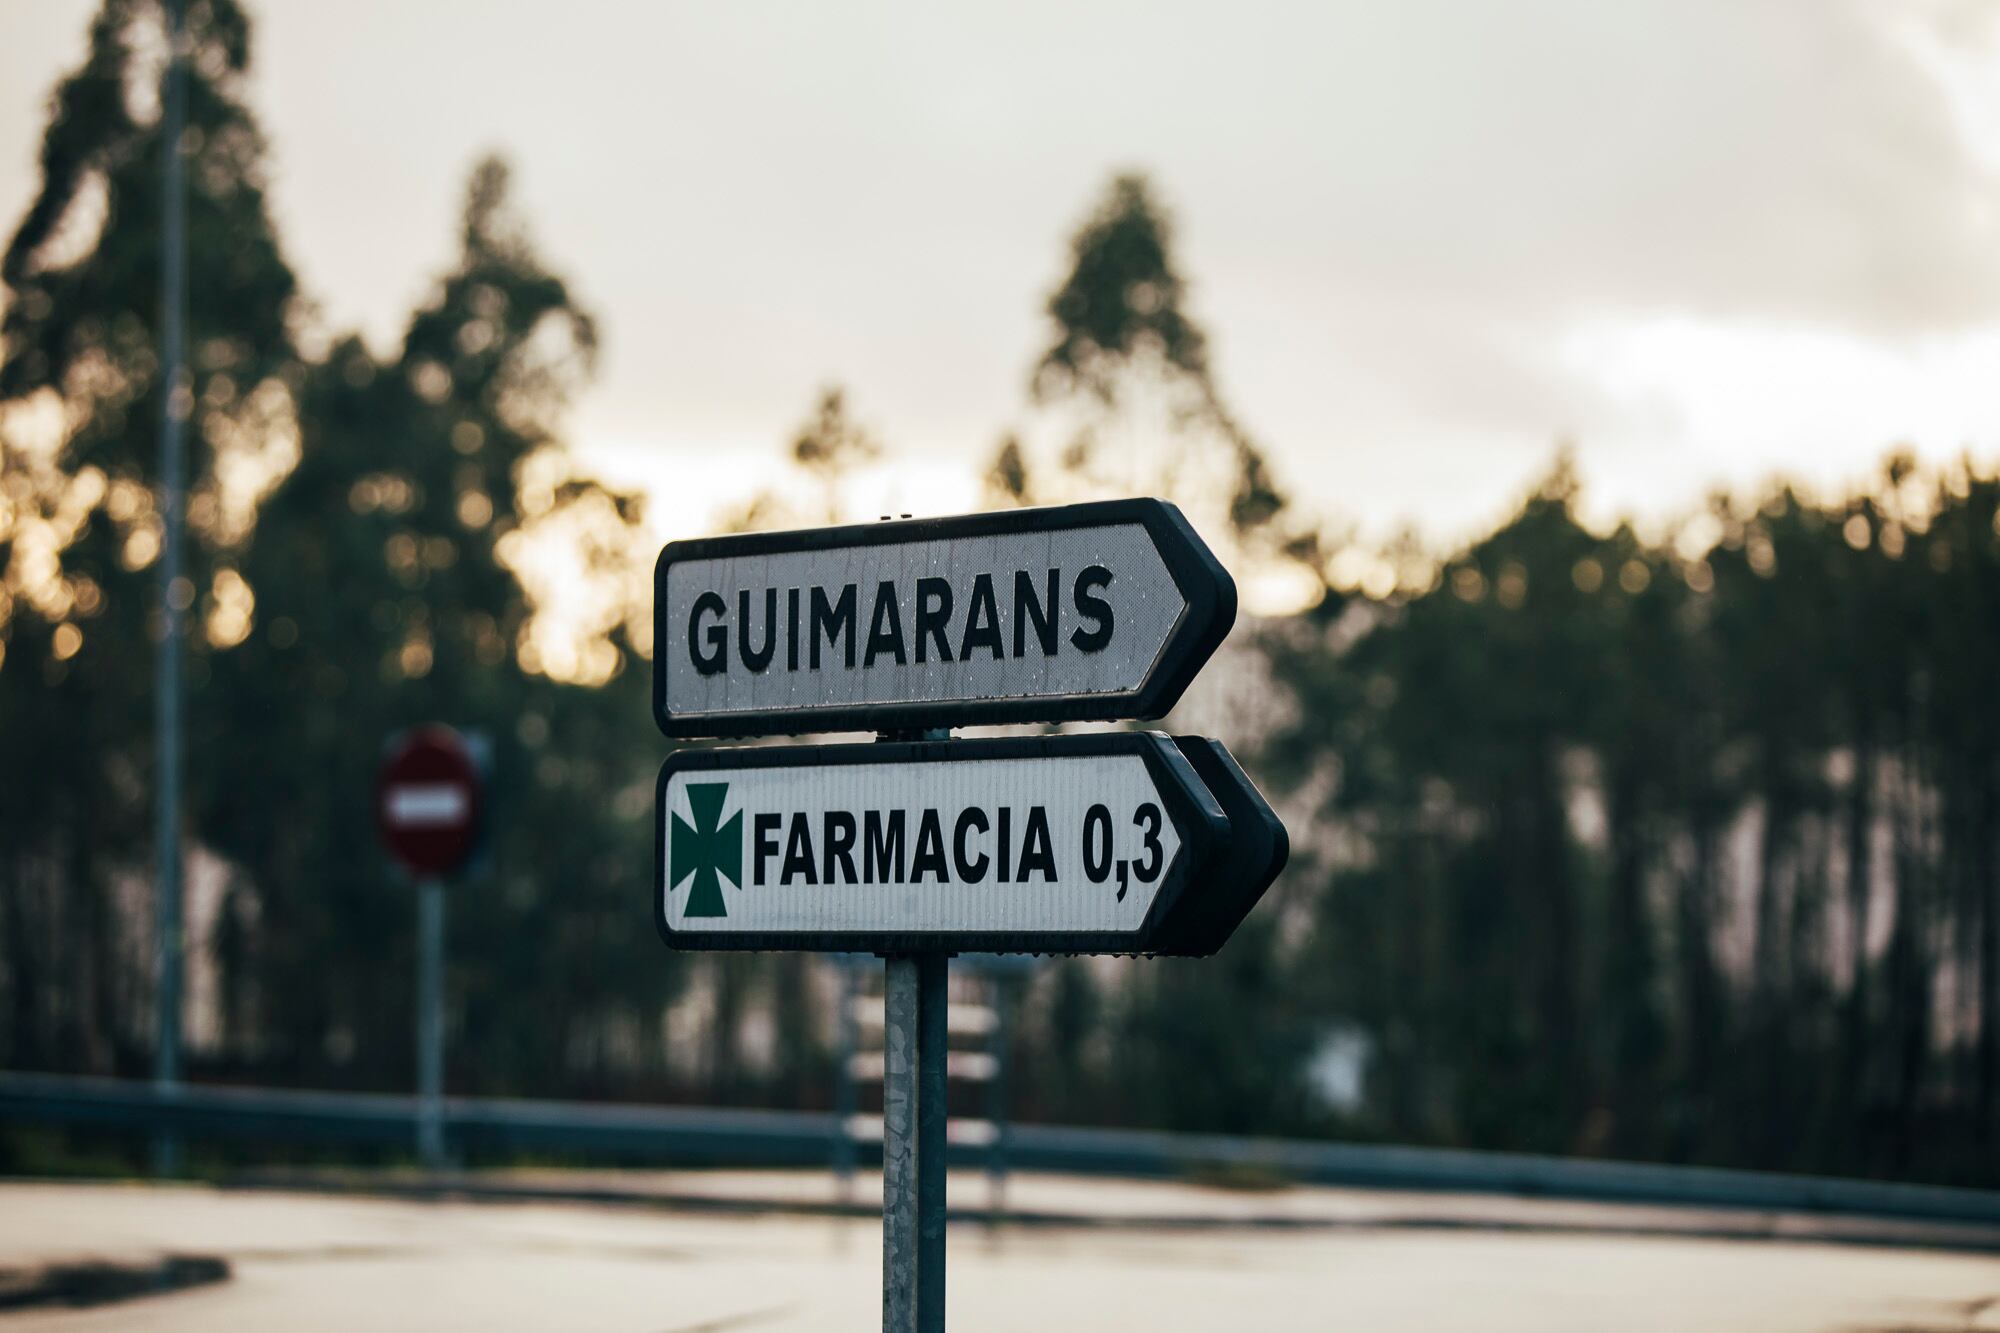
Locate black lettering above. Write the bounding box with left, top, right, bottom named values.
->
left=915, top=577, right=954, bottom=663
left=911, top=809, right=948, bottom=882
left=754, top=812, right=781, bottom=885
left=782, top=813, right=817, bottom=885
left=810, top=584, right=858, bottom=669
left=1018, top=806, right=1056, bottom=882
left=959, top=573, right=1004, bottom=661
left=824, top=811, right=858, bottom=884
left=1014, top=569, right=1059, bottom=658
left=1070, top=565, right=1114, bottom=653
left=866, top=580, right=908, bottom=666
left=953, top=807, right=990, bottom=883
left=787, top=587, right=801, bottom=671
left=997, top=806, right=1012, bottom=882
left=864, top=810, right=906, bottom=881
left=1082, top=805, right=1112, bottom=882
left=689, top=591, right=728, bottom=674
left=738, top=587, right=777, bottom=672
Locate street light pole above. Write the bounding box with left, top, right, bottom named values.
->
left=151, top=0, right=189, bottom=1179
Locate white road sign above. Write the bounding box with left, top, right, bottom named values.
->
left=652, top=500, right=1234, bottom=737
left=654, top=732, right=1228, bottom=952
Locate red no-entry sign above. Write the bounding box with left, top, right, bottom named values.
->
left=376, top=726, right=482, bottom=879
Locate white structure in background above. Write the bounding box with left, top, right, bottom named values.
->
left=1305, top=1024, right=1373, bottom=1117
left=832, top=954, right=1024, bottom=1217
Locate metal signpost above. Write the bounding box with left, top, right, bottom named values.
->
left=651, top=500, right=1287, bottom=1332
left=377, top=726, right=484, bottom=1172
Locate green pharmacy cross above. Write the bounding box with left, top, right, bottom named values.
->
left=670, top=783, right=741, bottom=917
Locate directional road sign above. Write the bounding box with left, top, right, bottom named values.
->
left=1152, top=737, right=1289, bottom=956
left=377, top=725, right=482, bottom=879
left=655, top=731, right=1230, bottom=953
left=653, top=499, right=1235, bottom=737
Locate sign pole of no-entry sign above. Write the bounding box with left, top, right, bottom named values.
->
left=377, top=725, right=483, bottom=1173
left=649, top=499, right=1284, bottom=1333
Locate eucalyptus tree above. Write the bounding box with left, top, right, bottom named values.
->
left=208, top=157, right=667, bottom=1092
left=0, top=0, right=299, bottom=1072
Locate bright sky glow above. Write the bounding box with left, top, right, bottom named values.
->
left=2, top=0, right=1996, bottom=572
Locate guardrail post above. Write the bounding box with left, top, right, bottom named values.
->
left=834, top=960, right=859, bottom=1208
left=987, top=972, right=1009, bottom=1224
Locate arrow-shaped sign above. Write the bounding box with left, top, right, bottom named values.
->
left=653, top=499, right=1236, bottom=738
left=1152, top=737, right=1290, bottom=956
left=654, top=732, right=1230, bottom=954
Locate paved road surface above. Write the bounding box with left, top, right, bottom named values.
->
left=2, top=1179, right=1996, bottom=1331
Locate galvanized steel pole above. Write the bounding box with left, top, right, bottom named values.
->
left=881, top=954, right=919, bottom=1330
left=880, top=722, right=950, bottom=1332
left=915, top=952, right=948, bottom=1330
left=417, top=879, right=445, bottom=1171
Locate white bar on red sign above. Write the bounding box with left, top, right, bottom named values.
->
left=386, top=784, right=470, bottom=827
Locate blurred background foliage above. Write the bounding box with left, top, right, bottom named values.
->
left=3, top=0, right=1999, bottom=1190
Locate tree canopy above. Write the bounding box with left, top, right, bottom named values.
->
left=4, top=0, right=1999, bottom=1191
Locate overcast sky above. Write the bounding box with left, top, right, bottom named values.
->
left=4, top=0, right=1998, bottom=554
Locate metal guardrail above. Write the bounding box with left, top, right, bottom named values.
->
left=0, top=1072, right=837, bottom=1166
left=3, top=1070, right=1996, bottom=1228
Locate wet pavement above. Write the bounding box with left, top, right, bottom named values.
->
left=1, top=1177, right=1996, bottom=1331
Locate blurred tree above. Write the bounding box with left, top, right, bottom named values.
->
left=204, top=155, right=669, bottom=1094
left=789, top=386, right=879, bottom=525
left=1025, top=960, right=1105, bottom=1124
left=7, top=1, right=2000, bottom=1192
left=687, top=385, right=892, bottom=1104
left=1261, top=452, right=2000, bottom=1184
left=993, top=172, right=1322, bottom=592
left=981, top=434, right=1033, bottom=509
left=721, top=384, right=880, bottom=535
left=0, top=0, right=299, bottom=1075
left=1112, top=915, right=1316, bottom=1134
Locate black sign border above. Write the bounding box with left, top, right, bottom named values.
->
left=1152, top=737, right=1290, bottom=957
left=654, top=731, right=1230, bottom=955
left=652, top=498, right=1236, bottom=738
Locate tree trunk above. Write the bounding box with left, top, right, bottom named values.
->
left=1887, top=767, right=1932, bottom=1172
left=1840, top=736, right=1874, bottom=1115
left=1677, top=812, right=1722, bottom=1113
left=1603, top=767, right=1656, bottom=1152
left=1526, top=743, right=1580, bottom=1137
left=1975, top=765, right=1998, bottom=1142
left=707, top=955, right=744, bottom=1101
left=0, top=857, right=42, bottom=1070
left=1751, top=778, right=1794, bottom=1162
